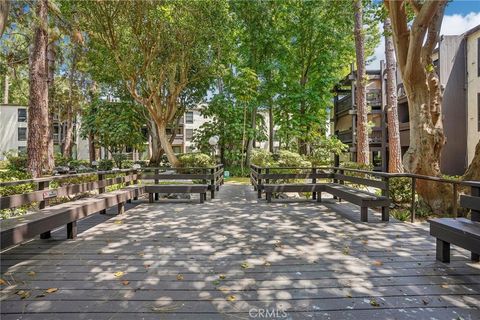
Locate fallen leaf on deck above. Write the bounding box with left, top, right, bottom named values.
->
left=16, top=290, right=30, bottom=299
left=372, top=260, right=383, bottom=266
left=35, top=294, right=46, bottom=298
left=176, top=274, right=184, bottom=281
left=441, top=284, right=449, bottom=288
left=151, top=303, right=184, bottom=312
left=213, top=280, right=220, bottom=286
left=114, top=271, right=125, bottom=278
left=122, top=280, right=130, bottom=286
left=369, top=298, right=380, bottom=307
left=114, top=220, right=123, bottom=225
left=219, top=274, right=226, bottom=280
left=218, top=286, right=229, bottom=292
left=422, top=299, right=429, bottom=305
left=45, top=288, right=58, bottom=294
left=226, top=295, right=236, bottom=301
left=0, top=278, right=7, bottom=285
left=263, top=261, right=271, bottom=266
left=346, top=293, right=352, bottom=298
left=342, top=247, right=349, bottom=255
left=241, top=262, right=250, bottom=269
left=27, top=271, right=36, bottom=277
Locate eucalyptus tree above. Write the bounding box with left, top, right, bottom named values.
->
left=79, top=0, right=230, bottom=167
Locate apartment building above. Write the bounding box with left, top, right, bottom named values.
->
left=332, top=25, right=480, bottom=175
left=0, top=104, right=89, bottom=160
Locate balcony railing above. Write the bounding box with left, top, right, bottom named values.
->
left=336, top=129, right=353, bottom=143
left=336, top=95, right=352, bottom=114
left=369, top=127, right=383, bottom=144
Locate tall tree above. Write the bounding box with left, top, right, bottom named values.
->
left=80, top=1, right=229, bottom=167
left=353, top=0, right=369, bottom=165
left=0, top=0, right=8, bottom=37
left=384, top=16, right=403, bottom=173
left=385, top=0, right=450, bottom=212
left=27, top=0, right=49, bottom=177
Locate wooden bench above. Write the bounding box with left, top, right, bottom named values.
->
left=429, top=190, right=480, bottom=263
left=144, top=185, right=208, bottom=203
left=0, top=186, right=144, bottom=248
left=0, top=170, right=142, bottom=249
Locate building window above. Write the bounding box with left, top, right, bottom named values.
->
left=18, top=127, right=27, bottom=141
left=172, top=146, right=182, bottom=154
left=18, top=109, right=27, bottom=122
left=18, top=146, right=27, bottom=154
left=185, top=112, right=194, bottom=124
left=186, top=129, right=193, bottom=140
left=371, top=151, right=382, bottom=168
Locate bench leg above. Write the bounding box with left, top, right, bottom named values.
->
left=211, top=189, right=215, bottom=199
left=472, top=252, right=479, bottom=262
left=266, top=192, right=272, bottom=203
left=316, top=192, right=322, bottom=203
left=127, top=199, right=132, bottom=204
left=216, top=185, right=219, bottom=191
left=360, top=207, right=368, bottom=222
left=382, top=207, right=389, bottom=221
left=200, top=193, right=205, bottom=204
left=148, top=193, right=154, bottom=203
left=436, top=239, right=450, bottom=263
left=99, top=209, right=106, bottom=215
left=40, top=231, right=51, bottom=239
left=312, top=192, right=317, bottom=200
left=118, top=202, right=125, bottom=215
left=155, top=193, right=159, bottom=201
left=258, top=190, right=262, bottom=199
left=67, top=221, right=77, bottom=239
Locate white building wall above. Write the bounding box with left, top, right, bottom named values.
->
left=466, top=29, right=480, bottom=166
left=0, top=105, right=28, bottom=160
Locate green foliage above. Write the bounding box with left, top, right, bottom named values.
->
left=98, top=159, right=114, bottom=171
left=277, top=150, right=311, bottom=168
left=391, top=208, right=410, bottom=222
left=178, top=153, right=214, bottom=168
left=3, top=151, right=27, bottom=172
left=54, top=153, right=70, bottom=167
left=308, top=137, right=349, bottom=166
left=122, top=160, right=149, bottom=169
left=250, top=149, right=274, bottom=167
left=389, top=177, right=411, bottom=205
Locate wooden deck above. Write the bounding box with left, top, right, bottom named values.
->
left=1, top=185, right=479, bottom=319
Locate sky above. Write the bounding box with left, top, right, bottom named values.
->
left=369, top=0, right=480, bottom=69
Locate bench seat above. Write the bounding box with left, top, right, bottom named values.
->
left=0, top=185, right=144, bottom=248
left=429, top=218, right=480, bottom=263
left=144, top=184, right=208, bottom=203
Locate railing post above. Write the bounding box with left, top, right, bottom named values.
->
left=471, top=185, right=480, bottom=261
left=154, top=169, right=159, bottom=201
left=332, top=167, right=338, bottom=200
left=312, top=167, right=317, bottom=200
left=126, top=170, right=132, bottom=203
left=382, top=176, right=390, bottom=221
left=453, top=183, right=458, bottom=218
left=98, top=172, right=106, bottom=214
left=39, top=180, right=51, bottom=239
left=210, top=167, right=215, bottom=199
left=133, top=169, right=138, bottom=200
left=257, top=167, right=262, bottom=199
left=410, top=177, right=416, bottom=223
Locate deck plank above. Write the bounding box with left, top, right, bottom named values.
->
left=1, top=185, right=479, bottom=319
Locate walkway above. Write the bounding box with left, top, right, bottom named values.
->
left=1, top=185, right=479, bottom=319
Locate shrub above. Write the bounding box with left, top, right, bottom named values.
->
left=122, top=160, right=149, bottom=169
left=54, top=153, right=70, bottom=167
left=3, top=151, right=27, bottom=172
left=98, top=159, right=114, bottom=171
left=389, top=177, right=411, bottom=205
left=276, top=150, right=311, bottom=168
left=309, top=137, right=348, bottom=166
left=250, top=148, right=274, bottom=167
left=226, top=165, right=249, bottom=177
left=178, top=153, right=214, bottom=168
left=391, top=208, right=410, bottom=222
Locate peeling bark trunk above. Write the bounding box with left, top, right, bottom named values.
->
left=245, top=106, right=256, bottom=167
left=27, top=0, right=49, bottom=178
left=157, top=123, right=179, bottom=167
left=384, top=17, right=403, bottom=173
left=88, top=133, right=96, bottom=164
left=0, top=0, right=9, bottom=37
left=45, top=43, right=55, bottom=171
left=353, top=0, right=369, bottom=165
left=463, top=140, right=480, bottom=181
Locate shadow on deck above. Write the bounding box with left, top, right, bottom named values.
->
left=1, top=185, right=479, bottom=319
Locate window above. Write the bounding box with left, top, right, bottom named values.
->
left=371, top=151, right=382, bottom=168
left=18, top=109, right=27, bottom=122
left=18, top=146, right=27, bottom=154
left=185, top=112, right=194, bottom=124
left=18, top=127, right=27, bottom=141
left=172, top=146, right=182, bottom=154
left=186, top=129, right=193, bottom=140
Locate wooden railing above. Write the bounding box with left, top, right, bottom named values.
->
left=251, top=165, right=480, bottom=222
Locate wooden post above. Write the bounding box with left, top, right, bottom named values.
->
left=381, top=176, right=390, bottom=221
left=154, top=169, right=159, bottom=201
left=67, top=221, right=77, bottom=239
left=410, top=177, right=416, bottom=223
left=312, top=167, right=317, bottom=200
left=210, top=168, right=215, bottom=199
left=98, top=172, right=106, bottom=214
left=133, top=169, right=138, bottom=200
left=39, top=180, right=51, bottom=239
left=452, top=183, right=458, bottom=218
left=126, top=171, right=132, bottom=203
left=471, top=185, right=480, bottom=262
left=118, top=202, right=125, bottom=214
left=257, top=167, right=262, bottom=199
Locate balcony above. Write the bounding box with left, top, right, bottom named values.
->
left=369, top=127, right=383, bottom=144
left=336, top=95, right=352, bottom=114
left=336, top=129, right=353, bottom=144
left=366, top=89, right=382, bottom=106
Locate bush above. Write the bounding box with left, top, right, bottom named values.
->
left=178, top=153, right=214, bottom=168
left=54, top=153, right=70, bottom=167
left=276, top=150, right=311, bottom=168
left=98, top=159, right=114, bottom=171
left=389, top=177, right=411, bottom=205
left=226, top=165, right=249, bottom=177
left=250, top=149, right=274, bottom=167
left=309, top=137, right=348, bottom=166
left=122, top=160, right=149, bottom=169
left=391, top=208, right=410, bottom=222
left=3, top=151, right=27, bottom=172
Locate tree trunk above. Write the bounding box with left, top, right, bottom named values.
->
left=157, top=123, right=179, bottom=167
left=353, top=0, right=369, bottom=165
left=63, top=50, right=77, bottom=158
left=245, top=106, right=256, bottom=167
left=0, top=0, right=9, bottom=37
left=269, top=100, right=274, bottom=153
left=27, top=0, right=49, bottom=178
left=45, top=42, right=55, bottom=171
left=384, top=17, right=403, bottom=173
left=148, top=121, right=163, bottom=166
left=463, top=140, right=480, bottom=181
left=88, top=133, right=96, bottom=164
left=3, top=73, right=8, bottom=104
